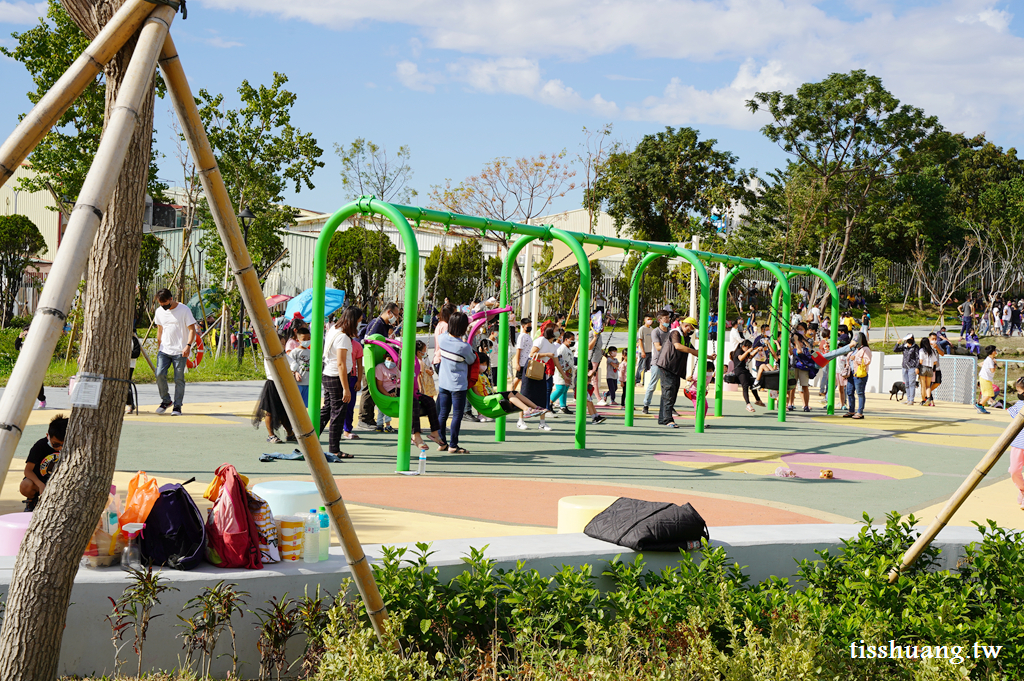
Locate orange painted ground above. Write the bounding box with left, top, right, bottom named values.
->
left=333, top=476, right=826, bottom=528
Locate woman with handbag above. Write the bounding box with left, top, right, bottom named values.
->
left=437, top=311, right=477, bottom=453
left=844, top=333, right=872, bottom=419
left=519, top=326, right=559, bottom=431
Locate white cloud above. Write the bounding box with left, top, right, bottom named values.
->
left=0, top=1, right=45, bottom=25
left=396, top=61, right=443, bottom=93
left=194, top=0, right=1024, bottom=139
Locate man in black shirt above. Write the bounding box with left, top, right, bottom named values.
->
left=20, top=413, right=68, bottom=511
left=656, top=313, right=710, bottom=428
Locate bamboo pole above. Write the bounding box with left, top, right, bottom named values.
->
left=158, top=34, right=391, bottom=643
left=888, top=411, right=1024, bottom=583
left=0, top=0, right=154, bottom=189
left=0, top=5, right=176, bottom=488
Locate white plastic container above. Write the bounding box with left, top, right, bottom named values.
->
left=417, top=451, right=426, bottom=475
left=318, top=506, right=329, bottom=561
left=302, top=509, right=319, bottom=563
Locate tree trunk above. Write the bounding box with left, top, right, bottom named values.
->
left=0, top=2, right=154, bottom=677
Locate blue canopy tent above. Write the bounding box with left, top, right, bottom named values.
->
left=285, top=288, right=345, bottom=323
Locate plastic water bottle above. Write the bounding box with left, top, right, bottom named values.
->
left=121, top=522, right=145, bottom=571
left=417, top=450, right=426, bottom=475
left=302, top=510, right=319, bottom=563
left=318, top=506, right=329, bottom=561
left=104, top=485, right=121, bottom=535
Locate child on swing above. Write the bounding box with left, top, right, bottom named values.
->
left=683, top=360, right=715, bottom=417
left=473, top=353, right=548, bottom=427
left=374, top=346, right=445, bottom=452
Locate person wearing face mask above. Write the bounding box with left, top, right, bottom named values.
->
left=893, top=334, right=920, bottom=405
left=287, top=325, right=312, bottom=406
left=512, top=318, right=533, bottom=392
left=153, top=288, right=199, bottom=416
left=20, top=413, right=68, bottom=511
left=253, top=327, right=296, bottom=444
left=642, top=313, right=671, bottom=414
left=358, top=302, right=399, bottom=430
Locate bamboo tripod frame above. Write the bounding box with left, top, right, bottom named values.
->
left=0, top=1, right=389, bottom=641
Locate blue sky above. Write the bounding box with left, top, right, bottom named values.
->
left=2, top=0, right=1023, bottom=216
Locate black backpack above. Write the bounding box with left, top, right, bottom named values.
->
left=584, top=498, right=709, bottom=552
left=140, top=479, right=206, bottom=570
left=130, top=335, right=141, bottom=359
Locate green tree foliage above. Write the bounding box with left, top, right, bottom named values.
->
left=325, top=225, right=400, bottom=307
left=587, top=127, right=755, bottom=243
left=611, top=254, right=668, bottom=319
left=747, top=70, right=939, bottom=289
left=195, top=72, right=324, bottom=306
left=531, top=247, right=604, bottom=317
left=423, top=239, right=491, bottom=306
left=1, top=0, right=166, bottom=208
left=336, top=138, right=417, bottom=206
left=0, top=215, right=46, bottom=327
left=135, top=233, right=162, bottom=323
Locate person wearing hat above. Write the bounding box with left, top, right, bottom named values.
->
left=893, top=334, right=920, bottom=405
left=655, top=313, right=710, bottom=428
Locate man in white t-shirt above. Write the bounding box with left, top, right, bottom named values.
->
left=153, top=288, right=199, bottom=416
left=512, top=318, right=533, bottom=391
left=810, top=306, right=821, bottom=325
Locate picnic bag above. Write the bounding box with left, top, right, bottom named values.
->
left=204, top=464, right=262, bottom=570
left=418, top=367, right=437, bottom=397
left=108, top=471, right=160, bottom=556
left=247, top=489, right=280, bottom=564
left=140, top=479, right=206, bottom=570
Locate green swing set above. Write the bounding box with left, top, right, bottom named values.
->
left=308, top=197, right=841, bottom=473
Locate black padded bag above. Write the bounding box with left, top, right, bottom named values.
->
left=584, top=497, right=710, bottom=552
left=140, top=480, right=206, bottom=570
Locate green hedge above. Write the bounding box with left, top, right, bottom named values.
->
left=312, top=513, right=1022, bottom=680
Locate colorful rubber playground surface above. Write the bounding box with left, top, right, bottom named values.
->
left=1, top=380, right=1021, bottom=545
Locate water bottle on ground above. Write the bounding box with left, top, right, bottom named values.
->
left=318, top=505, right=329, bottom=561
left=302, top=509, right=319, bottom=563
left=418, top=451, right=426, bottom=475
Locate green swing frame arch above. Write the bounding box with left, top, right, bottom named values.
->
left=309, top=197, right=840, bottom=472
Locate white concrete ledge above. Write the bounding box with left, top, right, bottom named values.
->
left=0, top=524, right=986, bottom=677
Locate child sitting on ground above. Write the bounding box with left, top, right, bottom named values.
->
left=472, top=354, right=548, bottom=430
left=374, top=351, right=445, bottom=452
left=21, top=413, right=68, bottom=511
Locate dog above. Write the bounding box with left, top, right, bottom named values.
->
left=889, top=382, right=906, bottom=401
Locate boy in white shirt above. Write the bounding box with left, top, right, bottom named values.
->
left=976, top=345, right=998, bottom=414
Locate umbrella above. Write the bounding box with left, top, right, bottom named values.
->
left=186, top=288, right=219, bottom=321
left=266, top=294, right=293, bottom=308
left=285, top=288, right=346, bottom=323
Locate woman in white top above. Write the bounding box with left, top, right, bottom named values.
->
left=518, top=327, right=558, bottom=431
left=917, top=337, right=938, bottom=406
left=319, top=306, right=361, bottom=457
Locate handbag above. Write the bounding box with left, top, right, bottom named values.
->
left=525, top=358, right=546, bottom=381
left=418, top=368, right=437, bottom=397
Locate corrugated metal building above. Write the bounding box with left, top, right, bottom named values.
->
left=0, top=163, right=65, bottom=260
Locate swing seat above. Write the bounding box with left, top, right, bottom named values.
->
left=363, top=334, right=401, bottom=418
left=467, top=388, right=516, bottom=419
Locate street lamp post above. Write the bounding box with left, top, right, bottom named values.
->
left=237, top=208, right=254, bottom=365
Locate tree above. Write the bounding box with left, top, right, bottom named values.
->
left=0, top=0, right=159, bottom=676
left=967, top=177, right=1024, bottom=308
left=578, top=124, right=614, bottom=233
left=611, top=252, right=668, bottom=319
left=430, top=152, right=576, bottom=307
left=136, top=232, right=162, bottom=323
left=0, top=0, right=166, bottom=212
left=324, top=224, right=400, bottom=306
left=0, top=215, right=46, bottom=327
left=747, top=70, right=940, bottom=305
left=423, top=239, right=490, bottom=305
left=870, top=257, right=901, bottom=341
left=194, top=72, right=323, bottom=348
left=587, top=126, right=755, bottom=244
left=335, top=139, right=416, bottom=314
left=530, top=244, right=604, bottom=318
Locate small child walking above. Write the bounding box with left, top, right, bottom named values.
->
left=599, top=347, right=620, bottom=406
